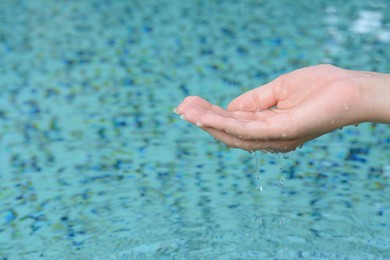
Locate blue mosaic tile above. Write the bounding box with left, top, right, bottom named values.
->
left=0, top=0, right=389, bottom=258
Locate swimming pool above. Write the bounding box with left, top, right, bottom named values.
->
left=0, top=0, right=389, bottom=258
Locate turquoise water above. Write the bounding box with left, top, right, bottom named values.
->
left=0, top=0, right=390, bottom=259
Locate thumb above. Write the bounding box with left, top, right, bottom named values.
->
left=227, top=77, right=281, bottom=112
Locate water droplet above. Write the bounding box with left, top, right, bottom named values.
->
left=256, top=218, right=263, bottom=225
left=354, top=124, right=359, bottom=127
left=280, top=177, right=285, bottom=185
left=257, top=186, right=263, bottom=192
left=291, top=125, right=298, bottom=132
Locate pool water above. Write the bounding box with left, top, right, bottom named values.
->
left=0, top=0, right=389, bottom=259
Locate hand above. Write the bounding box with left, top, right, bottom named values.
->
left=175, top=64, right=387, bottom=152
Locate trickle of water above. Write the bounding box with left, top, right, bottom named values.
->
left=277, top=154, right=283, bottom=170
left=253, top=151, right=260, bottom=173
left=253, top=151, right=263, bottom=192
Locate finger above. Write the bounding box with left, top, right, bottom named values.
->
left=227, top=75, right=285, bottom=112
left=177, top=101, right=226, bottom=125
left=202, top=126, right=265, bottom=151
left=180, top=96, right=212, bottom=108
left=201, top=126, right=297, bottom=152
left=175, top=96, right=211, bottom=115
left=176, top=96, right=231, bottom=117
left=178, top=103, right=208, bottom=125
left=177, top=98, right=260, bottom=123
left=176, top=95, right=270, bottom=123
left=199, top=109, right=296, bottom=140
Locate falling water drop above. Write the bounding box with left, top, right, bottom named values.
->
left=255, top=217, right=263, bottom=225
left=278, top=154, right=283, bottom=170
left=255, top=212, right=263, bottom=225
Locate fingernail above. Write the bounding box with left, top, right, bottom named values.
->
left=173, top=108, right=179, bottom=114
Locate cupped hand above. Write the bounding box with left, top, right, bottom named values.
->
left=175, top=64, right=365, bottom=152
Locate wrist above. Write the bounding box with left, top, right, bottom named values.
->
left=351, top=70, right=390, bottom=124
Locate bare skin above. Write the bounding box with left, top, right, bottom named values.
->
left=175, top=64, right=390, bottom=152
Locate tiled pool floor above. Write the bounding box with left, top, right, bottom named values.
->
left=0, top=0, right=389, bottom=258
